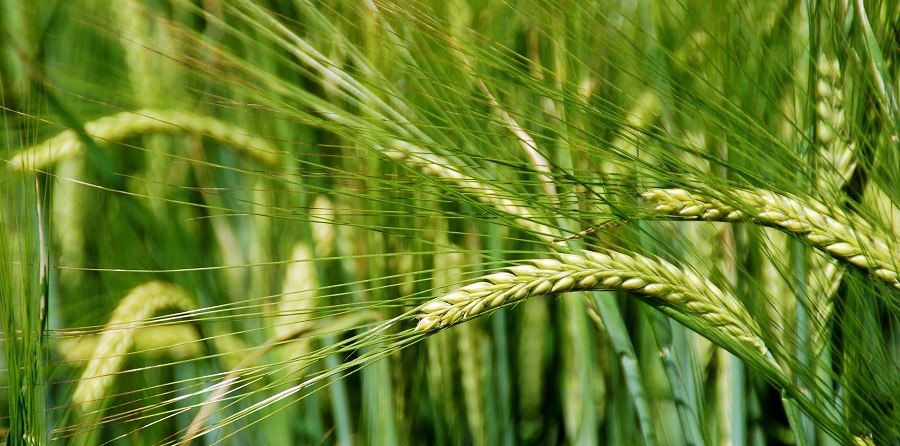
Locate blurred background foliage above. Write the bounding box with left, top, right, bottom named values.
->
left=0, top=0, right=897, bottom=444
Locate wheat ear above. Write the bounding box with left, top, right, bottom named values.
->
left=72, top=281, right=196, bottom=415
left=641, top=188, right=900, bottom=290
left=10, top=109, right=280, bottom=171
left=414, top=250, right=783, bottom=382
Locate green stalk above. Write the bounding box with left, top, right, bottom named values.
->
left=641, top=222, right=706, bottom=446
left=790, top=237, right=815, bottom=445
left=0, top=174, right=48, bottom=446
left=486, top=222, right=514, bottom=446
left=729, top=355, right=746, bottom=446
left=336, top=228, right=399, bottom=445
left=590, top=293, right=655, bottom=445
left=789, top=3, right=818, bottom=442
left=297, top=199, right=353, bottom=446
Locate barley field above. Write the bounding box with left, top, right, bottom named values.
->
left=1, top=0, right=898, bottom=444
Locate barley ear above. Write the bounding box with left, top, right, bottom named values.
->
left=815, top=54, right=856, bottom=198
left=71, top=281, right=197, bottom=415
left=275, top=194, right=335, bottom=343
left=10, top=109, right=280, bottom=171
left=641, top=188, right=900, bottom=291
left=414, top=250, right=786, bottom=387
left=383, top=140, right=558, bottom=242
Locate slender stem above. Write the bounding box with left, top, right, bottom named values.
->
left=486, top=223, right=515, bottom=446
